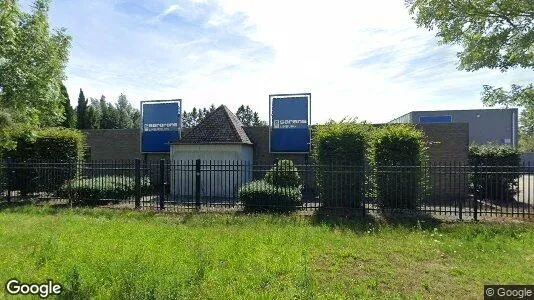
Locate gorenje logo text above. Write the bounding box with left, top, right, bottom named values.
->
left=273, top=119, right=307, bottom=129
left=143, top=122, right=179, bottom=132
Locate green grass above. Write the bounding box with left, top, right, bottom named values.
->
left=0, top=205, right=533, bottom=299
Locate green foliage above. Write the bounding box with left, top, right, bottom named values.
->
left=76, top=89, right=88, bottom=130
left=264, top=160, right=301, bottom=188
left=407, top=0, right=534, bottom=72
left=76, top=92, right=139, bottom=129
left=481, top=84, right=534, bottom=136
left=182, top=105, right=266, bottom=128
left=182, top=105, right=216, bottom=128
left=313, top=121, right=372, bottom=207
left=313, top=121, right=372, bottom=164
left=408, top=0, right=534, bottom=132
left=0, top=0, right=72, bottom=127
left=3, top=127, right=86, bottom=194
left=59, top=83, right=75, bottom=128
left=372, top=125, right=428, bottom=209
left=519, top=132, right=534, bottom=152
left=468, top=144, right=521, bottom=202
left=236, top=105, right=267, bottom=126
left=238, top=180, right=302, bottom=212
left=115, top=93, right=137, bottom=129
left=58, top=176, right=150, bottom=204
left=5, top=127, right=86, bottom=161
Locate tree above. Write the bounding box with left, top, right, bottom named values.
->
left=182, top=104, right=266, bottom=128
left=76, top=89, right=88, bottom=129
left=99, top=95, right=114, bottom=129
left=115, top=93, right=138, bottom=129
left=0, top=0, right=71, bottom=128
left=86, top=98, right=101, bottom=129
left=407, top=0, right=534, bottom=148
left=236, top=105, right=267, bottom=126
left=59, top=83, right=75, bottom=128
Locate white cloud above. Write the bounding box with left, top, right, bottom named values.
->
left=43, top=0, right=533, bottom=124
left=162, top=4, right=182, bottom=16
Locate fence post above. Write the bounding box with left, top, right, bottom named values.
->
left=5, top=159, right=11, bottom=203
left=135, top=158, right=141, bottom=209
left=473, top=162, right=478, bottom=221
left=360, top=163, right=366, bottom=217
left=458, top=162, right=463, bottom=221
left=195, top=159, right=201, bottom=210
left=68, top=161, right=73, bottom=206
left=159, top=159, right=165, bottom=210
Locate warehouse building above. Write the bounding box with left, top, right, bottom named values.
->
left=389, top=108, right=518, bottom=147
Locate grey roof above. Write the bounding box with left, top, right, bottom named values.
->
left=175, top=105, right=252, bottom=144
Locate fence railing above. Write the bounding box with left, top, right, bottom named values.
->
left=1, top=159, right=533, bottom=219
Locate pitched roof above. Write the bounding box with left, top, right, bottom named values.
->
left=176, top=105, right=252, bottom=144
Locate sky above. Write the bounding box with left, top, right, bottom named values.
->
left=20, top=0, right=533, bottom=124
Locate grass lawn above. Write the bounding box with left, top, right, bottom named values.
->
left=0, top=205, right=533, bottom=299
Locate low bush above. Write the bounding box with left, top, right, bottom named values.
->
left=238, top=180, right=302, bottom=212
left=469, top=144, right=520, bottom=202
left=264, top=160, right=301, bottom=188
left=313, top=121, right=372, bottom=207
left=58, top=176, right=150, bottom=204
left=372, top=124, right=428, bottom=209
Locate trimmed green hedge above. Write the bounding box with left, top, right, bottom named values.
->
left=58, top=176, right=150, bottom=204
left=4, top=128, right=87, bottom=195
left=372, top=124, right=428, bottom=209
left=264, top=160, right=301, bottom=188
left=469, top=144, right=520, bottom=202
left=313, top=122, right=372, bottom=208
left=238, top=180, right=302, bottom=212
left=4, top=127, right=86, bottom=161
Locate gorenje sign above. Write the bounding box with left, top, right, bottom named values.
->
left=141, top=100, right=182, bottom=153
left=269, top=93, right=311, bottom=153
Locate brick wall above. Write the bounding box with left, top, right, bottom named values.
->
left=245, top=123, right=469, bottom=164
left=83, top=129, right=140, bottom=161
left=416, top=123, right=469, bottom=163
left=84, top=124, right=468, bottom=163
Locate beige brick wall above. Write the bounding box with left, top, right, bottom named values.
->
left=245, top=124, right=469, bottom=165
left=84, top=124, right=469, bottom=164
left=83, top=129, right=140, bottom=161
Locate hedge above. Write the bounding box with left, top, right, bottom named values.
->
left=58, top=175, right=151, bottom=204
left=372, top=124, right=428, bottom=209
left=264, top=159, right=301, bottom=188
left=3, top=127, right=86, bottom=195
left=313, top=122, right=372, bottom=207
left=469, top=144, right=520, bottom=202
left=238, top=180, right=302, bottom=212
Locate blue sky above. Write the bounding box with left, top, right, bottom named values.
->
left=20, top=0, right=533, bottom=123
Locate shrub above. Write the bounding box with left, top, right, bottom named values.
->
left=58, top=176, right=150, bottom=204
left=264, top=160, right=301, bottom=188
left=372, top=124, right=428, bottom=209
left=4, top=127, right=86, bottom=195
left=469, top=144, right=520, bottom=202
left=312, top=121, right=372, bottom=207
left=238, top=180, right=302, bottom=212
left=5, top=127, right=86, bottom=161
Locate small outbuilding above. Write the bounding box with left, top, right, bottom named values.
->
left=170, top=105, right=253, bottom=200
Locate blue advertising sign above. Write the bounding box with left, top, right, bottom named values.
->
left=419, top=115, right=452, bottom=124
left=270, top=94, right=311, bottom=153
left=141, top=100, right=182, bottom=153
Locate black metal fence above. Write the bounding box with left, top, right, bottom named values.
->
left=1, top=159, right=533, bottom=219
